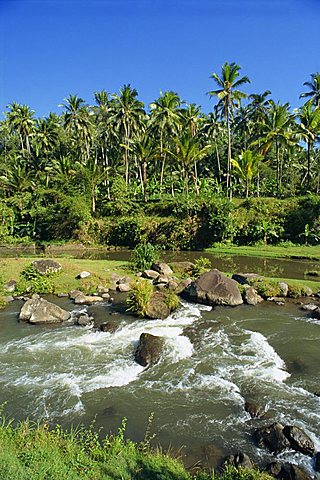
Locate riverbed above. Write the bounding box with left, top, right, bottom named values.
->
left=0, top=290, right=319, bottom=474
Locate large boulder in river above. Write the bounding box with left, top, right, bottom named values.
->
left=266, top=462, right=313, bottom=480
left=243, top=286, right=263, bottom=306
left=135, top=333, right=164, bottom=367
left=283, top=425, right=315, bottom=456
left=146, top=291, right=178, bottom=319
left=32, top=259, right=61, bottom=275
left=74, top=294, right=104, bottom=305
left=151, top=262, right=173, bottom=276
left=19, top=297, right=70, bottom=324
left=254, top=423, right=291, bottom=453
left=186, top=269, right=243, bottom=307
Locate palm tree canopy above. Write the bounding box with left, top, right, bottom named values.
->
left=300, top=72, right=320, bottom=107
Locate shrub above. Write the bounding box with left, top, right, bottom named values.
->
left=18, top=263, right=54, bottom=294
left=254, top=279, right=282, bottom=298
left=127, top=280, right=154, bottom=317
left=193, top=257, right=212, bottom=276
left=130, top=243, right=160, bottom=271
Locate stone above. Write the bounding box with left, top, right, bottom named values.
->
left=301, top=303, right=318, bottom=311
left=224, top=452, right=253, bottom=469
left=77, top=315, right=94, bottom=326
left=315, top=452, right=320, bottom=471
left=4, top=295, right=14, bottom=303
left=154, top=275, right=169, bottom=285
left=283, top=425, right=315, bottom=456
left=187, top=269, right=243, bottom=307
left=151, top=262, right=173, bottom=276
left=145, top=291, right=174, bottom=319
left=232, top=273, right=263, bottom=285
left=266, top=462, right=312, bottom=480
left=57, top=293, right=68, bottom=298
left=100, top=321, right=118, bottom=333
left=102, top=293, right=111, bottom=300
left=74, top=294, right=104, bottom=305
left=69, top=289, right=83, bottom=300
left=97, top=285, right=109, bottom=294
left=134, top=332, right=164, bottom=367
left=19, top=297, right=70, bottom=324
left=243, top=286, right=263, bottom=305
left=244, top=400, right=265, bottom=418
left=117, top=276, right=132, bottom=285
left=169, top=261, right=195, bottom=275
left=175, top=278, right=192, bottom=295
left=167, top=280, right=179, bottom=291
left=267, top=296, right=286, bottom=303
left=254, top=423, right=291, bottom=453
left=77, top=271, right=91, bottom=279
left=3, top=280, right=17, bottom=293
left=32, top=259, right=62, bottom=275
left=117, top=283, right=131, bottom=292
left=279, top=281, right=289, bottom=297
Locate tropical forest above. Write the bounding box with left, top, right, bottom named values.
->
left=1, top=63, right=320, bottom=249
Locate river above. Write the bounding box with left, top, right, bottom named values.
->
left=0, top=252, right=319, bottom=475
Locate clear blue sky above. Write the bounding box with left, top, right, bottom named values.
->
left=0, top=0, right=319, bottom=118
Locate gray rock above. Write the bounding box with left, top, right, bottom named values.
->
left=57, top=293, right=68, bottom=298
left=77, top=271, right=91, bottom=279
left=283, top=425, right=315, bottom=456
left=151, top=262, right=173, bottom=276
left=224, top=452, right=253, bottom=469
left=117, top=283, right=131, bottom=292
left=135, top=333, right=164, bottom=367
left=69, top=289, right=83, bottom=300
left=32, top=259, right=62, bottom=275
left=254, top=423, right=291, bottom=453
left=100, top=321, right=118, bottom=333
left=176, top=278, right=192, bottom=295
left=244, top=400, right=265, bottom=418
left=4, top=280, right=17, bottom=293
left=74, top=294, right=104, bottom=305
left=102, top=293, right=111, bottom=300
left=154, top=275, right=169, bottom=285
left=279, top=281, right=289, bottom=297
left=243, top=286, right=263, bottom=305
left=19, top=298, right=70, bottom=324
left=232, top=273, right=263, bottom=285
left=187, top=269, right=243, bottom=307
left=4, top=295, right=14, bottom=303
left=266, top=462, right=312, bottom=480
left=77, top=315, right=94, bottom=326
left=167, top=280, right=179, bottom=291
left=169, top=261, right=195, bottom=274
left=315, top=452, right=320, bottom=471
left=301, top=303, right=318, bottom=311
left=117, top=276, right=132, bottom=285
left=97, top=285, right=109, bottom=294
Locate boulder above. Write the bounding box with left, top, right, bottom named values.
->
left=154, top=275, right=169, bottom=285
left=315, top=452, right=320, bottom=471
left=97, top=285, right=109, bottom=294
left=77, top=271, right=91, bottom=279
left=254, top=423, right=290, bottom=453
left=169, top=261, right=195, bottom=275
left=117, top=283, right=131, bottom=292
left=19, top=297, right=70, bottom=324
left=244, top=400, right=265, bottom=419
left=167, top=280, right=179, bottom=291
left=187, top=269, right=243, bottom=307
left=102, top=293, right=111, bottom=300
left=279, top=282, right=289, bottom=297
left=301, top=303, right=318, bottom=311
left=74, top=294, right=104, bottom=305
left=283, top=425, right=315, bottom=456
left=142, top=269, right=159, bottom=280
left=134, top=333, right=164, bottom=367
left=32, top=259, right=61, bottom=275
left=4, top=295, right=14, bottom=303
left=243, top=286, right=263, bottom=306
left=176, top=278, right=192, bottom=295
left=77, top=314, right=94, bottom=326
left=266, top=462, right=312, bottom=480
left=4, top=280, right=17, bottom=293
left=100, top=321, right=118, bottom=333
left=151, top=262, right=173, bottom=276
left=232, top=273, right=263, bottom=285
left=69, top=289, right=82, bottom=300
left=224, top=452, right=253, bottom=469
left=145, top=291, right=174, bottom=319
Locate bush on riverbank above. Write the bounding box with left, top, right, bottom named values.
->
left=0, top=412, right=272, bottom=480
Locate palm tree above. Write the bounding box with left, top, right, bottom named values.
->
left=110, top=85, right=145, bottom=185
left=60, top=95, right=93, bottom=163
left=6, top=102, right=36, bottom=154
left=300, top=72, right=320, bottom=107
left=166, top=133, right=211, bottom=195
left=255, top=101, right=296, bottom=196
left=207, top=62, right=250, bottom=196
left=131, top=134, right=159, bottom=201
left=149, top=91, right=182, bottom=188
left=231, top=149, right=264, bottom=197
left=297, top=103, right=320, bottom=189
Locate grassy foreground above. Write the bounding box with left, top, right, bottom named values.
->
left=0, top=414, right=272, bottom=480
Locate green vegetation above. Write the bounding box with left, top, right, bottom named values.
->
left=127, top=280, right=154, bottom=317
left=130, top=243, right=160, bottom=271
left=192, top=257, right=212, bottom=276
left=0, top=66, right=320, bottom=249
left=0, top=411, right=272, bottom=480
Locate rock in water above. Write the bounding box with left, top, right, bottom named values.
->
left=283, top=425, right=315, bottom=456
left=187, top=269, right=243, bottom=307
left=266, top=462, right=313, bottom=480
left=19, top=298, right=70, bottom=324
left=151, top=262, right=173, bottom=276
left=32, top=259, right=62, bottom=275
left=243, top=286, right=263, bottom=305
left=254, top=423, right=290, bottom=453
left=134, top=333, right=164, bottom=367
left=224, top=452, right=253, bottom=469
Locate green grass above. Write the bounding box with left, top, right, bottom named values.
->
left=0, top=412, right=273, bottom=480
left=206, top=244, right=320, bottom=260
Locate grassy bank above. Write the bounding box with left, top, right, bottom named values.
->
left=0, top=413, right=272, bottom=480
left=206, top=244, right=320, bottom=260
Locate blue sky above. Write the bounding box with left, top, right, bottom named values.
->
left=0, top=0, right=319, bottom=118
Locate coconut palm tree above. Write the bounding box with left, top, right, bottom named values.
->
left=231, top=149, right=264, bottom=197
left=6, top=102, right=36, bottom=155
left=207, top=62, right=250, bottom=197
left=297, top=103, right=320, bottom=189
left=300, top=72, right=320, bottom=107
left=109, top=85, right=145, bottom=185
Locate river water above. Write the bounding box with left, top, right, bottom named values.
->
left=0, top=290, right=319, bottom=474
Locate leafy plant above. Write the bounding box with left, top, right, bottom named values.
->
left=18, top=263, right=54, bottom=294
left=126, top=280, right=154, bottom=317
left=193, top=256, right=212, bottom=276
left=130, top=242, right=160, bottom=271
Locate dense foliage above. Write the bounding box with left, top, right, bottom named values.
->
left=0, top=64, right=319, bottom=247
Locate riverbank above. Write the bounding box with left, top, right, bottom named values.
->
left=206, top=244, right=320, bottom=260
